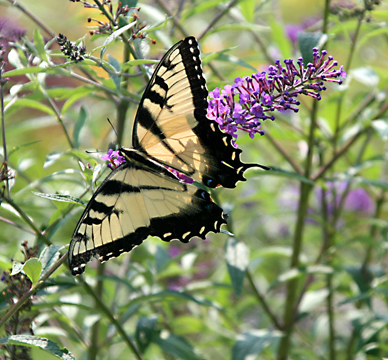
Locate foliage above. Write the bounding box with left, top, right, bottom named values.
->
left=0, top=0, right=387, bottom=359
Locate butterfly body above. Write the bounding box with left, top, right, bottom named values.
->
left=69, top=37, right=258, bottom=275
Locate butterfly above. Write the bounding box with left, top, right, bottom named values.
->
left=69, top=37, right=262, bottom=275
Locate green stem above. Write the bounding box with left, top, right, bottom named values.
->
left=39, top=85, right=74, bottom=149
left=1, top=196, right=51, bottom=246
left=345, top=328, right=357, bottom=360
left=211, top=190, right=281, bottom=330
left=0, top=58, right=10, bottom=197
left=327, top=274, right=336, bottom=359
left=276, top=99, right=318, bottom=360
left=362, top=188, right=385, bottom=272
left=80, top=278, right=144, bottom=360
left=116, top=25, right=132, bottom=147
left=89, top=263, right=105, bottom=360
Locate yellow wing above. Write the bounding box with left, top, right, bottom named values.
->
left=69, top=149, right=226, bottom=276
left=132, top=36, right=257, bottom=189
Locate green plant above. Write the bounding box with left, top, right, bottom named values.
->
left=0, top=1, right=387, bottom=359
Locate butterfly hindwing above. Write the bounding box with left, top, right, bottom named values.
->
left=132, top=36, right=257, bottom=189
left=69, top=149, right=226, bottom=276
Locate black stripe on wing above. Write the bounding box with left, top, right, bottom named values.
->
left=132, top=36, right=259, bottom=189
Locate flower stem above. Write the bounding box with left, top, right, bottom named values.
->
left=0, top=58, right=9, bottom=197
left=276, top=99, right=318, bottom=360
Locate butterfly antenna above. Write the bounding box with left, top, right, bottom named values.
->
left=107, top=118, right=120, bottom=146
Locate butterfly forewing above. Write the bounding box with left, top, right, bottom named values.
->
left=133, top=36, right=257, bottom=189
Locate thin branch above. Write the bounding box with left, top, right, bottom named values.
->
left=265, top=132, right=303, bottom=174
left=154, top=0, right=190, bottom=38
left=39, top=85, right=74, bottom=149
left=6, top=0, right=56, bottom=38
left=153, top=0, right=226, bottom=81
left=79, top=277, right=144, bottom=360
left=0, top=216, right=36, bottom=235
left=246, top=270, right=283, bottom=330
left=1, top=196, right=51, bottom=246
left=197, top=0, right=239, bottom=41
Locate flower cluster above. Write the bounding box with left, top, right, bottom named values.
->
left=57, top=33, right=86, bottom=62
left=0, top=18, right=26, bottom=50
left=207, top=47, right=346, bottom=143
left=100, top=149, right=125, bottom=169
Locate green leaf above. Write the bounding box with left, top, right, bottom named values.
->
left=337, top=176, right=388, bottom=191
left=371, top=119, right=388, bottom=141
left=73, top=106, right=87, bottom=149
left=209, top=23, right=268, bottom=36
left=152, top=331, right=204, bottom=360
left=181, top=0, right=227, bottom=21
left=4, top=67, right=46, bottom=76
left=7, top=140, right=42, bottom=158
left=39, top=245, right=63, bottom=277
left=61, top=88, right=96, bottom=114
left=269, top=17, right=292, bottom=59
left=298, top=32, right=328, bottom=64
left=142, top=15, right=170, bottom=33
left=344, top=265, right=374, bottom=295
left=107, top=54, right=121, bottom=90
left=5, top=98, right=56, bottom=117
left=122, top=59, right=159, bottom=70
left=135, top=316, right=158, bottom=353
left=0, top=254, right=12, bottom=271
left=239, top=0, right=256, bottom=23
left=350, top=67, right=379, bottom=87
left=225, top=238, right=250, bottom=297
left=11, top=262, right=24, bottom=276
left=7, top=48, right=24, bottom=70
left=360, top=319, right=387, bottom=344
left=44, top=152, right=64, bottom=168
left=204, top=53, right=256, bottom=72
left=32, top=192, right=87, bottom=207
left=121, top=0, right=138, bottom=7
left=22, top=258, right=42, bottom=284
left=232, top=329, right=283, bottom=360
left=15, top=169, right=84, bottom=197
left=100, top=21, right=137, bottom=59
left=358, top=26, right=388, bottom=49
left=0, top=335, right=76, bottom=360
left=298, top=289, right=329, bottom=316
left=269, top=268, right=302, bottom=290
left=155, top=245, right=170, bottom=273
left=129, top=290, right=222, bottom=310
left=33, top=29, right=49, bottom=63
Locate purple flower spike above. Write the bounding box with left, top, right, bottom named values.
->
left=207, top=47, right=346, bottom=144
